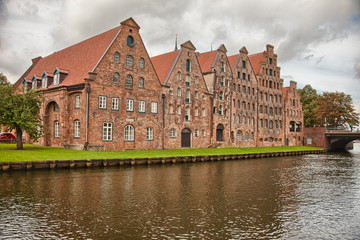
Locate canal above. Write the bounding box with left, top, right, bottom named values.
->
left=1, top=146, right=360, bottom=239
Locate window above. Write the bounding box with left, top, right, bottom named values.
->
left=195, top=76, right=199, bottom=84
left=74, top=120, right=80, bottom=138
left=139, top=77, right=144, bottom=88
left=126, top=99, right=134, bottom=112
left=151, top=102, right=158, bottom=113
left=114, top=52, right=120, bottom=63
left=99, top=96, right=107, bottom=109
left=169, top=104, right=173, bottom=114
left=242, top=115, right=246, bottom=124
left=54, top=121, right=60, bottom=138
left=221, top=62, right=225, bottom=72
left=269, top=107, right=273, bottom=115
left=32, top=79, right=37, bottom=90
left=237, top=72, right=240, bottom=79
left=170, top=128, right=176, bottom=138
left=260, top=105, right=263, bottom=113
left=237, top=130, right=242, bottom=141
left=138, top=100, right=146, bottom=113
left=126, top=55, right=133, bottom=66
left=139, top=58, right=145, bottom=69
left=218, top=105, right=223, bottom=115
left=219, top=91, right=223, bottom=100
left=127, top=36, right=134, bottom=46
left=146, top=128, right=153, bottom=141
left=194, top=129, right=198, bottom=137
left=54, top=103, right=59, bottom=112
left=269, top=69, right=272, bottom=76
left=111, top=97, right=119, bottom=110
left=195, top=91, right=199, bottom=100
left=194, top=108, right=199, bottom=117
left=242, top=60, right=246, bottom=68
left=242, top=101, right=246, bottom=109
left=113, top=72, right=119, bottom=84
left=42, top=76, right=48, bottom=88
left=185, top=107, right=190, bottom=121
left=185, top=90, right=190, bottom=103
left=202, top=108, right=206, bottom=117
left=54, top=73, right=60, bottom=86
left=201, top=130, right=205, bottom=137
left=177, top=72, right=181, bottom=81
left=75, top=95, right=80, bottom=109
left=177, top=88, right=181, bottom=97
left=242, top=85, right=246, bottom=93
left=126, top=75, right=133, bottom=86
left=177, top=106, right=181, bottom=115
left=124, top=125, right=134, bottom=141
left=269, top=58, right=272, bottom=65
left=186, top=59, right=191, bottom=72
left=186, top=74, right=191, bottom=86
left=269, top=120, right=273, bottom=129
left=248, top=74, right=250, bottom=81
left=242, top=73, right=246, bottom=80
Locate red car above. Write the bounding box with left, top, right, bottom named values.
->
left=0, top=132, right=16, bottom=143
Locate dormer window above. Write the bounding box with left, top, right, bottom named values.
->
left=54, top=73, right=60, bottom=86
left=42, top=76, right=48, bottom=88
left=32, top=76, right=38, bottom=90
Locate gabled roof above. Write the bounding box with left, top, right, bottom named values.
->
left=248, top=52, right=263, bottom=75
left=227, top=54, right=238, bottom=71
left=19, top=25, right=122, bottom=88
left=151, top=50, right=180, bottom=85
left=198, top=51, right=218, bottom=73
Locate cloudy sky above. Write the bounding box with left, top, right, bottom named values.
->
left=1, top=0, right=360, bottom=112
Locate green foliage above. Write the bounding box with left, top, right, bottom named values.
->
left=0, top=73, right=11, bottom=87
left=0, top=84, right=44, bottom=150
left=0, top=144, right=322, bottom=162
left=298, top=84, right=320, bottom=127
left=314, top=91, right=359, bottom=128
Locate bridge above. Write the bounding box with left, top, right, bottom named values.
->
left=304, top=127, right=360, bottom=151
left=325, top=130, right=360, bottom=151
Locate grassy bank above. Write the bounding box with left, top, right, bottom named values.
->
left=0, top=144, right=322, bottom=162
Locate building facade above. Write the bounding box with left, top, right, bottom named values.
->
left=14, top=17, right=303, bottom=151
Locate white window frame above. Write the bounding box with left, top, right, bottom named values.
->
left=42, top=76, right=48, bottom=88
left=126, top=99, right=134, bottom=112
left=102, top=122, right=113, bottom=141
left=54, top=121, right=60, bottom=138
left=75, top=95, right=80, bottom=109
left=151, top=102, right=158, bottom=114
left=170, top=128, right=176, bottom=138
left=139, top=100, right=146, bottom=113
left=74, top=120, right=80, bottom=138
left=124, top=125, right=135, bottom=142
left=54, top=73, right=60, bottom=86
left=99, top=96, right=107, bottom=109
left=111, top=97, right=119, bottom=110
left=146, top=127, right=153, bottom=141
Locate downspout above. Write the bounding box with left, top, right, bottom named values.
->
left=162, top=94, right=166, bottom=149
left=84, top=84, right=90, bottom=150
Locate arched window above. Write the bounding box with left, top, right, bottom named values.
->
left=251, top=132, right=254, bottom=140
left=242, top=115, right=246, bottom=124
left=170, top=128, right=176, bottom=138
left=114, top=52, right=120, bottom=63
left=186, top=90, right=190, bottom=103
left=125, top=75, right=133, bottom=86
left=185, top=107, right=190, bottom=121
left=139, top=58, right=145, bottom=69
left=113, top=72, right=119, bottom=84
left=126, top=55, right=133, bottom=66
left=186, top=59, right=191, bottom=72
left=139, top=77, right=144, bottom=88
left=74, top=120, right=80, bottom=138
left=127, top=36, right=134, bottom=46
left=186, top=74, right=191, bottom=86
left=124, top=125, right=135, bottom=141
left=236, top=130, right=242, bottom=141
left=219, top=91, right=223, bottom=100
left=218, top=105, right=223, bottom=115
left=194, top=108, right=199, bottom=117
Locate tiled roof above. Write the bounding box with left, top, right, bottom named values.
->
left=198, top=51, right=218, bottom=73
left=21, top=25, right=121, bottom=88
left=248, top=52, right=263, bottom=75
left=151, top=50, right=180, bottom=85
left=227, top=54, right=238, bottom=71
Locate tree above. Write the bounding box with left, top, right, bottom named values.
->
left=314, top=91, right=359, bottom=128
left=298, top=84, right=321, bottom=127
left=0, top=83, right=44, bottom=150
left=0, top=73, right=11, bottom=87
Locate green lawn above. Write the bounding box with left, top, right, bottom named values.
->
left=0, top=144, right=322, bottom=162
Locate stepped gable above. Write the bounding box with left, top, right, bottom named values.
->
left=248, top=52, right=263, bottom=75
left=21, top=25, right=122, bottom=88
left=198, top=50, right=218, bottom=73
left=151, top=50, right=180, bottom=85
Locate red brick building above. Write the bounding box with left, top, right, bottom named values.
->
left=13, top=17, right=303, bottom=151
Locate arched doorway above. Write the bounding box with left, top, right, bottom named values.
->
left=44, top=101, right=60, bottom=146
left=216, top=124, right=224, bottom=142
left=181, top=128, right=191, bottom=148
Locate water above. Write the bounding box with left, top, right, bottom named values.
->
left=1, top=146, right=360, bottom=239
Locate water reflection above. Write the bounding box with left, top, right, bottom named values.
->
left=1, top=149, right=360, bottom=239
